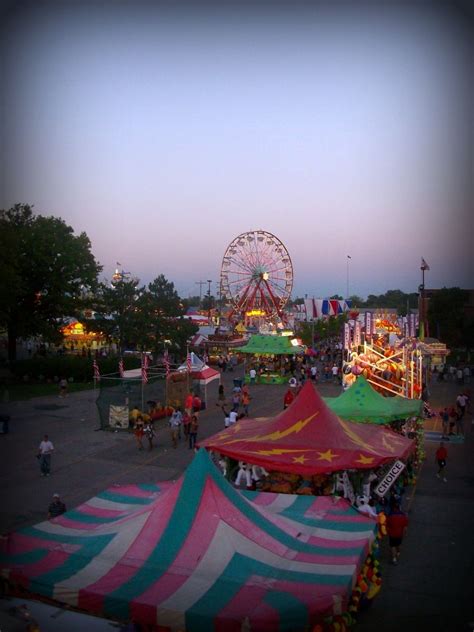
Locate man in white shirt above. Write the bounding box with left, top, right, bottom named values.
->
left=249, top=368, right=257, bottom=384
left=37, top=434, right=54, bottom=476
left=169, top=409, right=183, bottom=448
left=228, top=410, right=238, bottom=425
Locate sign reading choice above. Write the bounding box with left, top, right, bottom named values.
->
left=374, top=460, right=406, bottom=498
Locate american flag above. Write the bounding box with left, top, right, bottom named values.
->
left=118, top=358, right=124, bottom=378
left=141, top=353, right=149, bottom=384
left=186, top=347, right=192, bottom=372
left=93, top=359, right=100, bottom=381
left=164, top=349, right=170, bottom=377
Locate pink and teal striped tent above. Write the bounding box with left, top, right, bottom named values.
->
left=0, top=450, right=377, bottom=631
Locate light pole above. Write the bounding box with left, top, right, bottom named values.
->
left=207, top=280, right=212, bottom=323
left=346, top=255, right=351, bottom=299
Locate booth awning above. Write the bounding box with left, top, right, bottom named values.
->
left=235, top=334, right=305, bottom=355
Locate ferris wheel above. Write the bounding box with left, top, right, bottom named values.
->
left=220, top=230, right=293, bottom=320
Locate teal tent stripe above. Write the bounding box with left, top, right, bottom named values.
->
left=264, top=590, right=308, bottom=632
left=279, top=504, right=375, bottom=533
left=186, top=553, right=351, bottom=631
left=96, top=490, right=154, bottom=505
left=64, top=510, right=122, bottom=524
left=27, top=533, right=114, bottom=598
left=137, top=483, right=161, bottom=492
left=0, top=548, right=48, bottom=567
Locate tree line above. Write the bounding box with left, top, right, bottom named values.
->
left=0, top=204, right=197, bottom=363
left=2, top=204, right=471, bottom=362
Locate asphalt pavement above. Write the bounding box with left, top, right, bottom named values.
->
left=0, top=369, right=473, bottom=631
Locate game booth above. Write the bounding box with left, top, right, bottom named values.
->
left=236, top=334, right=305, bottom=384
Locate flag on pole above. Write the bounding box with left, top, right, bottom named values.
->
left=118, top=358, right=124, bottom=378
left=141, top=353, right=149, bottom=384
left=163, top=349, right=170, bottom=377
left=421, top=257, right=430, bottom=271
left=93, top=359, right=100, bottom=381
left=186, top=347, right=192, bottom=372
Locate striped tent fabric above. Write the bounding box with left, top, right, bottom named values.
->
left=0, top=450, right=377, bottom=631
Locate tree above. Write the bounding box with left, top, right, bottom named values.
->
left=296, top=314, right=347, bottom=347
left=427, top=288, right=470, bottom=348
left=138, top=275, right=197, bottom=356
left=88, top=278, right=145, bottom=355
left=0, top=204, right=101, bottom=363
left=364, top=289, right=418, bottom=316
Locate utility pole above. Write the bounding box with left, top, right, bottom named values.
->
left=346, top=255, right=351, bottom=299
left=207, top=280, right=212, bottom=323
left=195, top=281, right=206, bottom=308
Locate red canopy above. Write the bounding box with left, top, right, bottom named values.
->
left=199, top=381, right=414, bottom=474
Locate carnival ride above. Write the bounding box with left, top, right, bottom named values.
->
left=343, top=314, right=423, bottom=398
left=220, top=230, right=293, bottom=325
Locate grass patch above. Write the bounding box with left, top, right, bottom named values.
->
left=1, top=382, right=95, bottom=402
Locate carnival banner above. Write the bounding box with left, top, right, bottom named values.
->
left=365, top=312, right=372, bottom=338
left=354, top=321, right=361, bottom=347
left=343, top=323, right=351, bottom=349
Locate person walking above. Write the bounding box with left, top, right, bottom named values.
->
left=182, top=410, right=191, bottom=438
left=37, top=434, right=54, bottom=477
left=58, top=377, right=68, bottom=398
left=48, top=493, right=66, bottom=519
left=134, top=416, right=144, bottom=451
left=184, top=391, right=194, bottom=417
left=216, top=383, right=225, bottom=405
left=241, top=388, right=251, bottom=417
left=386, top=503, right=408, bottom=564
left=283, top=388, right=294, bottom=410
left=231, top=389, right=241, bottom=413
left=169, top=408, right=182, bottom=448
left=436, top=442, right=448, bottom=482
left=440, top=407, right=450, bottom=439
left=456, top=392, right=468, bottom=420
left=188, top=414, right=199, bottom=450
left=143, top=420, right=155, bottom=451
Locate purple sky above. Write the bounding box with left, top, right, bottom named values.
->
left=1, top=1, right=472, bottom=299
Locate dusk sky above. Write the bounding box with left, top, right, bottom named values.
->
left=1, top=1, right=472, bottom=300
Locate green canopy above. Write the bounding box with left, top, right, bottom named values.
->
left=324, top=376, right=423, bottom=424
left=235, top=334, right=304, bottom=355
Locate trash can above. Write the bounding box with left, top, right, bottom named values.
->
left=233, top=379, right=243, bottom=389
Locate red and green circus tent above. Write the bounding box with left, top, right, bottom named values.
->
left=0, top=450, right=377, bottom=631
left=324, top=376, right=423, bottom=424
left=199, top=381, right=414, bottom=474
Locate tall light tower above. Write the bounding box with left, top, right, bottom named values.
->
left=346, top=255, right=351, bottom=299
left=207, top=279, right=212, bottom=322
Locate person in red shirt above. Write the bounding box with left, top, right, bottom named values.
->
left=435, top=442, right=448, bottom=482
left=283, top=389, right=294, bottom=410
left=184, top=392, right=193, bottom=416
left=386, top=504, right=408, bottom=564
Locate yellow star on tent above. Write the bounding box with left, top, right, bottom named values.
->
left=356, top=454, right=375, bottom=465
left=292, top=455, right=308, bottom=464
left=316, top=449, right=339, bottom=462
